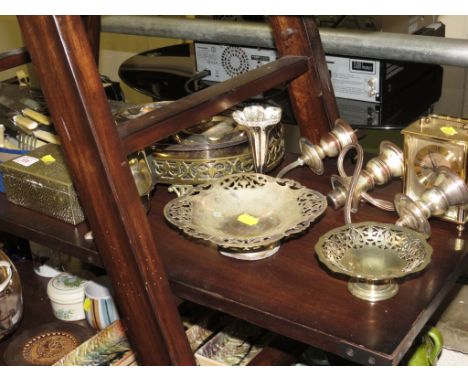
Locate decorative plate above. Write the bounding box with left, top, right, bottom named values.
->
left=3, top=322, right=94, bottom=366
left=164, top=173, right=327, bottom=252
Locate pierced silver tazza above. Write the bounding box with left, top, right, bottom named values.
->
left=315, top=222, right=432, bottom=302
left=164, top=173, right=327, bottom=260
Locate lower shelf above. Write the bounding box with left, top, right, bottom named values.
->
left=0, top=259, right=308, bottom=366
left=0, top=260, right=96, bottom=365
left=0, top=193, right=100, bottom=267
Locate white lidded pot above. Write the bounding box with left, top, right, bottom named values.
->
left=0, top=249, right=23, bottom=342
left=47, top=272, right=87, bottom=321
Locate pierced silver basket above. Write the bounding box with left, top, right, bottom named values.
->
left=315, top=222, right=432, bottom=301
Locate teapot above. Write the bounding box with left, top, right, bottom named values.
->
left=0, top=249, right=23, bottom=341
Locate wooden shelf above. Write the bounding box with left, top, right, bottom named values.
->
left=149, top=159, right=468, bottom=365
left=1, top=261, right=305, bottom=366
left=4, top=15, right=467, bottom=365
left=2, top=155, right=468, bottom=365
left=12, top=16, right=343, bottom=364
left=0, top=193, right=100, bottom=267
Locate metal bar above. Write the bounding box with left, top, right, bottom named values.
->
left=101, top=16, right=468, bottom=68
left=321, top=28, right=468, bottom=68
left=102, top=16, right=275, bottom=48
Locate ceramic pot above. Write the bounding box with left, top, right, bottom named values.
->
left=47, top=273, right=87, bottom=321
left=0, top=249, right=23, bottom=342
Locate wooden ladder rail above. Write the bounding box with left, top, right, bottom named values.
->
left=0, top=47, right=30, bottom=72
left=17, top=15, right=195, bottom=366
left=15, top=15, right=338, bottom=365
left=118, top=55, right=309, bottom=154
left=270, top=16, right=340, bottom=143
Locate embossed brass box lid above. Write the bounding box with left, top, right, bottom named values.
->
left=0, top=143, right=72, bottom=185
left=0, top=143, right=85, bottom=225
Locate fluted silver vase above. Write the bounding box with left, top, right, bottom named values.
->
left=232, top=105, right=282, bottom=174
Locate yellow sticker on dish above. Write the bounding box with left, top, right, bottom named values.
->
left=237, top=213, right=259, bottom=226
left=41, top=154, right=56, bottom=164
left=440, top=126, right=458, bottom=136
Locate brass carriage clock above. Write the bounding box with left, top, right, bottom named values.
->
left=402, top=114, right=468, bottom=233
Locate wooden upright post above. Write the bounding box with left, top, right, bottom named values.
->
left=81, top=16, right=101, bottom=65
left=270, top=16, right=340, bottom=143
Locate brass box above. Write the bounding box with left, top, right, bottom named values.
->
left=402, top=115, right=468, bottom=226
left=0, top=144, right=85, bottom=225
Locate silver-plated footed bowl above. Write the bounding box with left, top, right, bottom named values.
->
left=164, top=173, right=327, bottom=260
left=315, top=222, right=432, bottom=301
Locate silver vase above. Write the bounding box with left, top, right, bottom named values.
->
left=232, top=105, right=282, bottom=174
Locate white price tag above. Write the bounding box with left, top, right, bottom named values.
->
left=13, top=155, right=39, bottom=167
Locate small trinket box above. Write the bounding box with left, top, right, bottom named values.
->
left=0, top=146, right=28, bottom=193
left=47, top=273, right=87, bottom=321
left=0, top=143, right=85, bottom=225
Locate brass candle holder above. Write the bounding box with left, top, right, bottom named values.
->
left=395, top=166, right=468, bottom=238
left=277, top=118, right=357, bottom=178
left=327, top=141, right=404, bottom=213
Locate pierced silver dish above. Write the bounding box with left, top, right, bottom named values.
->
left=315, top=222, right=432, bottom=301
left=164, top=173, right=327, bottom=260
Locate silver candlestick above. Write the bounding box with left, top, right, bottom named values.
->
left=277, top=118, right=357, bottom=178
left=395, top=166, right=468, bottom=238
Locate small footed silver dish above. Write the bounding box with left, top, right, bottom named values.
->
left=315, top=222, right=432, bottom=302
left=164, top=173, right=327, bottom=260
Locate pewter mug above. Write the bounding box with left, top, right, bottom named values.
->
left=0, top=249, right=23, bottom=341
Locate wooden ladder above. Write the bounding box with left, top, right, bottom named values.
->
left=2, top=15, right=339, bottom=365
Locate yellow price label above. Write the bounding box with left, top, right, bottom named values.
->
left=41, top=154, right=56, bottom=164
left=440, top=126, right=458, bottom=136
left=237, top=213, right=259, bottom=226
left=83, top=298, right=92, bottom=312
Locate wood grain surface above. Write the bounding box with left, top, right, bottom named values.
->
left=2, top=153, right=468, bottom=365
